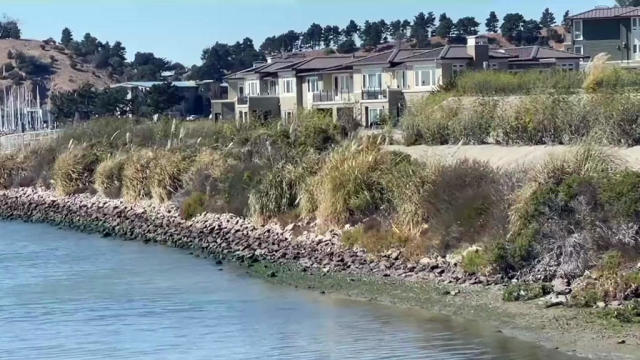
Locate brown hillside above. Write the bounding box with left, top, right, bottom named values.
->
left=0, top=38, right=113, bottom=95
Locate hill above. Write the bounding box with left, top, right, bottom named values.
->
left=0, top=38, right=113, bottom=96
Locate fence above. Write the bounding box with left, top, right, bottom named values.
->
left=0, top=130, right=61, bottom=153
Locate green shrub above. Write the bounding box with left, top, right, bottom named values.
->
left=180, top=192, right=207, bottom=220
left=94, top=155, right=126, bottom=198
left=341, top=225, right=412, bottom=254
left=503, top=282, right=553, bottom=302
left=453, top=70, right=583, bottom=96
left=292, top=110, right=343, bottom=152
left=121, top=150, right=155, bottom=202
left=248, top=162, right=306, bottom=223
left=461, top=248, right=490, bottom=275
left=599, top=300, right=640, bottom=324
left=52, top=146, right=99, bottom=195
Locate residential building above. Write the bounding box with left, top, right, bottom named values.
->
left=569, top=6, right=640, bottom=62
left=219, top=35, right=585, bottom=127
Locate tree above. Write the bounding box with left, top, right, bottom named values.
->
left=540, top=8, right=556, bottom=28
left=486, top=11, right=499, bottom=33
left=616, top=0, right=640, bottom=6
left=94, top=87, right=128, bottom=116
left=0, top=19, right=21, bottom=40
left=520, top=19, right=542, bottom=45
left=130, top=52, right=170, bottom=81
left=260, top=30, right=301, bottom=54
left=302, top=23, right=323, bottom=49
left=146, top=82, right=184, bottom=114
left=410, top=12, right=435, bottom=47
left=359, top=20, right=385, bottom=48
left=454, top=16, right=480, bottom=36
left=562, top=11, right=571, bottom=31
left=337, top=39, right=358, bottom=54
left=61, top=27, right=73, bottom=46
left=434, top=13, right=454, bottom=38
left=230, top=38, right=263, bottom=70
left=343, top=20, right=360, bottom=40
left=322, top=25, right=341, bottom=48
left=501, top=13, right=525, bottom=41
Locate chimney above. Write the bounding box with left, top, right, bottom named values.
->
left=467, top=35, right=490, bottom=70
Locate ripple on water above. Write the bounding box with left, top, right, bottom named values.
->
left=0, top=221, right=582, bottom=360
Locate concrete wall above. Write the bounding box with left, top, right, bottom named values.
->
left=574, top=18, right=630, bottom=61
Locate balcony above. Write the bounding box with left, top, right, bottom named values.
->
left=362, top=88, right=388, bottom=100
left=312, top=90, right=354, bottom=104
left=237, top=96, right=248, bottom=105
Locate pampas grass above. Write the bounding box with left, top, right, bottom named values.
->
left=121, top=150, right=155, bottom=202
left=52, top=146, right=99, bottom=196
left=94, top=155, right=127, bottom=198
left=149, top=150, right=189, bottom=203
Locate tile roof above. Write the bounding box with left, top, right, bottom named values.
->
left=501, top=46, right=587, bottom=60
left=344, top=50, right=395, bottom=66
left=569, top=6, right=639, bottom=20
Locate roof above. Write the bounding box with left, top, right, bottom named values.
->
left=569, top=6, right=640, bottom=20
left=500, top=46, right=587, bottom=61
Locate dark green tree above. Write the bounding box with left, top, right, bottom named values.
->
left=540, top=8, right=556, bottom=28
left=616, top=0, right=640, bottom=6
left=0, top=19, right=21, bottom=39
left=336, top=39, right=358, bottom=54
left=260, top=30, right=300, bottom=54
left=359, top=20, right=385, bottom=48
left=501, top=13, right=525, bottom=42
left=302, top=23, right=323, bottom=49
left=410, top=12, right=435, bottom=47
left=562, top=11, right=571, bottom=30
left=343, top=20, right=360, bottom=40
left=520, top=19, right=542, bottom=45
left=94, top=87, right=129, bottom=116
left=486, top=11, right=499, bottom=33
left=146, top=82, right=184, bottom=114
left=322, top=25, right=341, bottom=48
left=454, top=16, right=480, bottom=36
left=60, top=27, right=73, bottom=46
left=130, top=52, right=170, bottom=81
left=434, top=13, right=454, bottom=38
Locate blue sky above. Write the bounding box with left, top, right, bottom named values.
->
left=3, top=0, right=608, bottom=66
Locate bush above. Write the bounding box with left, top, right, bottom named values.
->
left=94, top=155, right=126, bottom=198
left=461, top=248, right=490, bottom=275
left=180, top=192, right=207, bottom=220
left=14, top=51, right=53, bottom=77
left=503, top=282, right=553, bottom=302
left=183, top=149, right=236, bottom=197
left=121, top=150, right=155, bottom=202
left=149, top=150, right=188, bottom=204
left=341, top=225, right=412, bottom=254
left=0, top=153, right=21, bottom=189
left=52, top=146, right=99, bottom=195
left=453, top=70, right=583, bottom=96
left=291, top=110, right=343, bottom=152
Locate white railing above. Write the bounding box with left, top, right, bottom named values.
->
left=0, top=130, right=61, bottom=153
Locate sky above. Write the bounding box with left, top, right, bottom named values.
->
left=2, top=0, right=610, bottom=66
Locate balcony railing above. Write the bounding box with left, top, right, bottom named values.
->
left=362, top=88, right=388, bottom=100
left=237, top=96, right=248, bottom=105
left=312, top=90, right=354, bottom=103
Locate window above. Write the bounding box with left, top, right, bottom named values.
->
left=452, top=64, right=466, bottom=76
left=368, top=108, right=382, bottom=126
left=238, top=86, right=244, bottom=97
left=574, top=20, right=583, bottom=40
left=574, top=45, right=583, bottom=55
left=283, top=78, right=295, bottom=94
left=395, top=70, right=408, bottom=89
left=634, top=18, right=640, bottom=31
left=414, top=67, right=436, bottom=88
left=246, top=80, right=259, bottom=96
left=307, top=77, right=320, bottom=93
left=560, top=63, right=575, bottom=70
left=490, top=63, right=499, bottom=70
left=363, top=72, right=382, bottom=89
left=334, top=74, right=352, bottom=93
left=268, top=79, right=278, bottom=95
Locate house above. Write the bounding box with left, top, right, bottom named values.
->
left=111, top=81, right=214, bottom=117
left=218, top=35, right=586, bottom=127
left=569, top=6, right=640, bottom=62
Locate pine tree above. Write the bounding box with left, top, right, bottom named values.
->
left=485, top=11, right=499, bottom=33
left=61, top=27, right=73, bottom=46
left=540, top=8, right=556, bottom=28
left=434, top=13, right=454, bottom=38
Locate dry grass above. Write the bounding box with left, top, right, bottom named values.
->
left=149, top=150, right=189, bottom=204
left=121, top=150, right=155, bottom=203
left=52, top=145, right=99, bottom=196
left=94, top=154, right=127, bottom=199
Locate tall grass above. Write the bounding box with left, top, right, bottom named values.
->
left=121, top=150, right=155, bottom=202
left=52, top=145, right=99, bottom=196
left=454, top=69, right=584, bottom=96
left=94, top=154, right=127, bottom=199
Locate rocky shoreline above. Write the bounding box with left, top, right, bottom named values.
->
left=0, top=187, right=489, bottom=286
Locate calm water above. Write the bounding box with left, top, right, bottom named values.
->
left=0, top=221, right=581, bottom=360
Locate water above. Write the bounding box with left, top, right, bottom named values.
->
left=0, top=221, right=581, bottom=360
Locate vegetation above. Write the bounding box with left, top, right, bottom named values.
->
left=503, top=283, right=553, bottom=302
left=52, top=145, right=99, bottom=195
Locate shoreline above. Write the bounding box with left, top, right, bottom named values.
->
left=1, top=187, right=638, bottom=359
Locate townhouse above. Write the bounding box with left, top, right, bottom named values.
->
left=569, top=6, right=640, bottom=62
left=213, top=35, right=585, bottom=127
